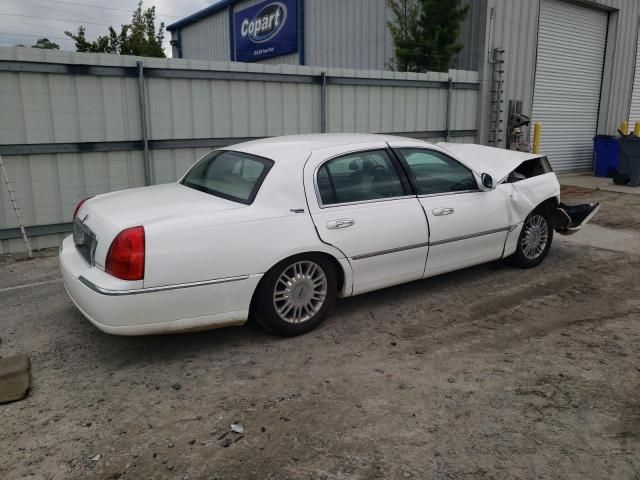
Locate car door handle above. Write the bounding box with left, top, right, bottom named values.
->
left=432, top=207, right=454, bottom=216
left=326, top=218, right=355, bottom=229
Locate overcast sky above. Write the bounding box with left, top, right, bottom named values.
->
left=0, top=0, right=219, bottom=56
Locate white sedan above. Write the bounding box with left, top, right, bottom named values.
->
left=60, top=134, right=598, bottom=336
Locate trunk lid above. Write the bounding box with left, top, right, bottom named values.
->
left=75, top=183, right=244, bottom=267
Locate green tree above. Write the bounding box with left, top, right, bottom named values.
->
left=65, top=1, right=165, bottom=57
left=31, top=38, right=60, bottom=50
left=387, top=0, right=469, bottom=72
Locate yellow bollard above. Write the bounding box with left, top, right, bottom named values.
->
left=620, top=121, right=629, bottom=135
left=634, top=122, right=640, bottom=136
left=532, top=123, right=541, bottom=154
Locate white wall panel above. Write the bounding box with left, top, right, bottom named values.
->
left=0, top=151, right=145, bottom=229
left=0, top=72, right=141, bottom=145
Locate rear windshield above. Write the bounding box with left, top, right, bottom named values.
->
left=181, top=150, right=274, bottom=204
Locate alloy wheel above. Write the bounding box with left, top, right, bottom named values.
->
left=273, top=261, right=328, bottom=324
left=521, top=214, right=549, bottom=260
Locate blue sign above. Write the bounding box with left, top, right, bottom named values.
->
left=234, top=0, right=298, bottom=62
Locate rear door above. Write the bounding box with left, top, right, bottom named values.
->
left=392, top=146, right=511, bottom=277
left=303, top=143, right=429, bottom=295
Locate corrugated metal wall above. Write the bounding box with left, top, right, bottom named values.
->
left=324, top=69, right=478, bottom=134
left=476, top=0, right=540, bottom=146
left=0, top=47, right=479, bottom=253
left=598, top=0, right=640, bottom=133
left=629, top=27, right=640, bottom=124
left=457, top=0, right=488, bottom=72
left=304, top=0, right=393, bottom=70
left=477, top=0, right=640, bottom=151
left=180, top=10, right=230, bottom=62
left=174, top=0, right=480, bottom=70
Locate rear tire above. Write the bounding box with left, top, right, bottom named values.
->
left=253, top=254, right=338, bottom=336
left=506, top=208, right=553, bottom=268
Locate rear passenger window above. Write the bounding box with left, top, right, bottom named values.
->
left=399, top=149, right=477, bottom=195
left=316, top=150, right=406, bottom=206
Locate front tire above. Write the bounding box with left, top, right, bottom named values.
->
left=506, top=208, right=553, bottom=268
left=253, top=254, right=338, bottom=336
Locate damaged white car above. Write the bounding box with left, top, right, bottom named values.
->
left=60, top=134, right=599, bottom=336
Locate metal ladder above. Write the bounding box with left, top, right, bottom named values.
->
left=488, top=48, right=505, bottom=146
left=0, top=154, right=33, bottom=257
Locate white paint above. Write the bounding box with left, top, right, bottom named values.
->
left=0, top=278, right=61, bottom=294
left=435, top=142, right=542, bottom=182
left=303, top=141, right=429, bottom=294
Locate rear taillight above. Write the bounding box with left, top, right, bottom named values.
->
left=105, top=226, right=145, bottom=281
left=73, top=196, right=93, bottom=221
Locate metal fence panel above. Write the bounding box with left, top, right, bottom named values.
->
left=0, top=47, right=479, bottom=253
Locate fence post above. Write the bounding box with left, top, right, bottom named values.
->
left=320, top=71, right=327, bottom=133
left=445, top=77, right=453, bottom=142
left=136, top=61, right=151, bottom=186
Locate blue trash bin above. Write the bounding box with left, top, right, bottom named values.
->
left=593, top=135, right=619, bottom=177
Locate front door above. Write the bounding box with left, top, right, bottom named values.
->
left=392, top=146, right=510, bottom=277
left=304, top=143, right=429, bottom=295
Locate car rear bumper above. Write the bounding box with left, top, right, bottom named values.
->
left=59, top=235, right=262, bottom=335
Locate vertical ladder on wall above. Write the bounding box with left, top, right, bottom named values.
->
left=0, top=154, right=33, bottom=258
left=488, top=48, right=505, bottom=146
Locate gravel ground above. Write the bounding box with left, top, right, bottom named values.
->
left=1, top=186, right=639, bottom=480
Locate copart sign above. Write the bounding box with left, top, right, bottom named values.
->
left=234, top=0, right=298, bottom=62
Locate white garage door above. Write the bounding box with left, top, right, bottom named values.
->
left=630, top=30, right=640, bottom=125
left=531, top=0, right=608, bottom=172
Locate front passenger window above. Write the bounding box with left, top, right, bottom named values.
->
left=317, top=150, right=406, bottom=206
left=399, top=149, right=477, bottom=195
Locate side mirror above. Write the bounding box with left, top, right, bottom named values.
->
left=481, top=173, right=494, bottom=190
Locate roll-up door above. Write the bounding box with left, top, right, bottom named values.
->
left=531, top=0, right=608, bottom=172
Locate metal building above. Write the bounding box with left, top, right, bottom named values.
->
left=477, top=0, right=640, bottom=172
left=167, top=0, right=482, bottom=71
left=169, top=0, right=640, bottom=172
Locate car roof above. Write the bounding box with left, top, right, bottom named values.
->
left=223, top=134, right=431, bottom=162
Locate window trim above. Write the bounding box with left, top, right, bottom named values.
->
left=313, top=148, right=411, bottom=209
left=181, top=150, right=274, bottom=205
left=393, top=147, right=480, bottom=196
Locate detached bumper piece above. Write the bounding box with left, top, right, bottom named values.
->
left=552, top=202, right=600, bottom=236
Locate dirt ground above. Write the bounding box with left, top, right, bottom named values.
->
left=1, top=186, right=639, bottom=480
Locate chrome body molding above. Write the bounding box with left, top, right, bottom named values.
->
left=351, top=226, right=515, bottom=260
left=429, top=226, right=512, bottom=247
left=352, top=242, right=429, bottom=261
left=79, top=275, right=250, bottom=296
